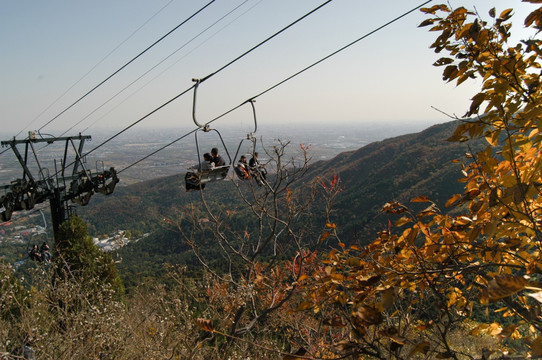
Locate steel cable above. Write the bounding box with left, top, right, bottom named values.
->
left=36, top=0, right=217, bottom=133
left=117, top=0, right=433, bottom=174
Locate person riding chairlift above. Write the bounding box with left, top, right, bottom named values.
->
left=235, top=155, right=250, bottom=180
left=211, top=147, right=226, bottom=167
left=249, top=152, right=267, bottom=185
left=185, top=153, right=215, bottom=191
left=40, top=242, right=51, bottom=262
left=29, top=244, right=43, bottom=262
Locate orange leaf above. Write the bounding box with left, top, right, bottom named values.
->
left=196, top=318, right=214, bottom=332
left=394, top=216, right=412, bottom=227
left=296, top=301, right=313, bottom=312
left=411, top=195, right=431, bottom=202
left=323, top=315, right=346, bottom=327
left=320, top=231, right=331, bottom=242
left=445, top=193, right=462, bottom=207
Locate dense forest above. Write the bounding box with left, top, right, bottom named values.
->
left=3, top=3, right=542, bottom=359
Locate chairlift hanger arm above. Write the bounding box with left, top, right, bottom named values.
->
left=194, top=127, right=232, bottom=166
left=247, top=98, right=257, bottom=135
left=192, top=79, right=258, bottom=134
left=192, top=79, right=206, bottom=128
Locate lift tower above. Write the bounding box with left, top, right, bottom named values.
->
left=0, top=133, right=119, bottom=236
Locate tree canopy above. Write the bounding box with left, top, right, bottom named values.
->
left=294, top=2, right=542, bottom=359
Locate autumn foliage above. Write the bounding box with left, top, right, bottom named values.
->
left=293, top=2, right=542, bottom=359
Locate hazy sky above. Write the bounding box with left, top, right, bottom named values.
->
left=0, top=0, right=537, bottom=138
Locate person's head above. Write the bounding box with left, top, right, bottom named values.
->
left=254, top=152, right=258, bottom=158
left=240, top=155, right=247, bottom=163
left=203, top=153, right=212, bottom=162
left=211, top=147, right=218, bottom=156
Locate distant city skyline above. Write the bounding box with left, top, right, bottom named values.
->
left=1, top=0, right=535, bottom=138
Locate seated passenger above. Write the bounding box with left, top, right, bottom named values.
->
left=235, top=155, right=251, bottom=180
left=40, top=242, right=51, bottom=262
left=201, top=153, right=215, bottom=172
left=185, top=153, right=214, bottom=192
left=29, top=244, right=43, bottom=262
left=211, top=147, right=226, bottom=167
left=185, top=172, right=205, bottom=191
left=249, top=152, right=267, bottom=184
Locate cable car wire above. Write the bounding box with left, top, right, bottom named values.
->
left=205, top=0, right=433, bottom=126
left=35, top=0, right=218, bottom=134
left=118, top=129, right=199, bottom=174
left=56, top=0, right=253, bottom=139
left=10, top=0, right=177, bottom=141
left=78, top=0, right=265, bottom=135
left=81, top=0, right=334, bottom=159
left=117, top=0, right=432, bottom=174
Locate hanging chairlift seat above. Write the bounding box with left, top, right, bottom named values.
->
left=94, top=167, right=119, bottom=195
left=185, top=165, right=229, bottom=192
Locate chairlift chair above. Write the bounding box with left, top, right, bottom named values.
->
left=184, top=79, right=235, bottom=191
left=185, top=126, right=231, bottom=191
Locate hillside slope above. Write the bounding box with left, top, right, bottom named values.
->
left=303, top=120, right=480, bottom=242
left=78, top=120, right=481, bottom=280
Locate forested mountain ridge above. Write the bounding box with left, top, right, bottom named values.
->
left=81, top=121, right=471, bottom=237
left=297, top=120, right=477, bottom=241
left=79, top=120, right=478, bottom=259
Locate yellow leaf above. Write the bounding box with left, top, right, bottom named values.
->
left=286, top=188, right=292, bottom=203
left=500, top=325, right=517, bottom=338
left=296, top=301, right=313, bottom=312
left=381, top=287, right=395, bottom=310
left=532, top=337, right=542, bottom=356
left=481, top=275, right=528, bottom=303
left=488, top=322, right=502, bottom=336
left=499, top=8, right=513, bottom=21
left=485, top=129, right=501, bottom=146
left=409, top=342, right=430, bottom=356
left=445, top=193, right=462, bottom=208
left=419, top=18, right=437, bottom=27
left=394, top=216, right=412, bottom=227
left=468, top=92, right=486, bottom=116
left=352, top=305, right=383, bottom=326
left=525, top=8, right=542, bottom=28
left=527, top=291, right=542, bottom=303
left=470, top=325, right=483, bottom=336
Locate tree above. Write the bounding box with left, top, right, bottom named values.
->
left=54, top=216, right=124, bottom=300
left=295, top=2, right=542, bottom=359
left=170, top=140, right=338, bottom=358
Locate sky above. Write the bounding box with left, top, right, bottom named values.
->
left=0, top=0, right=538, bottom=140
